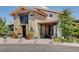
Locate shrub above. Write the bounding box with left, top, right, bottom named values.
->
left=54, top=37, right=62, bottom=42
left=27, top=32, right=34, bottom=37
left=75, top=39, right=79, bottom=43
left=54, top=37, right=75, bottom=43
left=66, top=38, right=74, bottom=43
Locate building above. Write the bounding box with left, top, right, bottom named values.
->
left=10, top=6, right=61, bottom=38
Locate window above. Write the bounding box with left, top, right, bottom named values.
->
left=30, top=27, right=34, bottom=32
left=30, top=14, right=34, bottom=16
left=11, top=28, right=14, bottom=31
left=49, top=14, right=53, bottom=17
left=9, top=25, right=14, bottom=31
left=20, top=15, right=28, bottom=24
left=29, top=13, right=34, bottom=20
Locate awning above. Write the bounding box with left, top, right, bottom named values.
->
left=38, top=19, right=59, bottom=25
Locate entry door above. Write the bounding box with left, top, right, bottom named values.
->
left=48, top=26, right=51, bottom=38
left=40, top=25, right=52, bottom=38
left=44, top=25, right=51, bottom=38
left=22, top=25, right=26, bottom=37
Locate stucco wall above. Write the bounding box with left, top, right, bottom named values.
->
left=46, top=12, right=61, bottom=37
left=34, top=12, right=46, bottom=20
left=29, top=11, right=61, bottom=38
left=28, top=12, right=46, bottom=38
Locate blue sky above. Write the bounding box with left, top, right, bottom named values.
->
left=0, top=6, right=79, bottom=24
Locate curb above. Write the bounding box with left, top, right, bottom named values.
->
left=53, top=42, right=79, bottom=47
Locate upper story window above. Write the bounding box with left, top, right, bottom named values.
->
left=30, top=13, right=34, bottom=16
left=49, top=14, right=53, bottom=17
left=29, top=13, right=34, bottom=20
left=20, top=15, right=28, bottom=24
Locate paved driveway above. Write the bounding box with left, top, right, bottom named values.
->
left=0, top=44, right=79, bottom=52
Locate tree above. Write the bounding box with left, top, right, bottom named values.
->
left=72, top=23, right=79, bottom=38
left=59, top=8, right=74, bottom=38
left=0, top=17, right=9, bottom=37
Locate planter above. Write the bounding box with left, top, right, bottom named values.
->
left=11, top=31, right=17, bottom=38
left=26, top=32, right=33, bottom=40
left=27, top=36, right=32, bottom=40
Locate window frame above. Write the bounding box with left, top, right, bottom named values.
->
left=19, top=14, right=28, bottom=24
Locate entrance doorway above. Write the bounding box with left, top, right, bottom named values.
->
left=44, top=25, right=52, bottom=38
left=22, top=25, right=26, bottom=37
left=40, top=25, right=53, bottom=38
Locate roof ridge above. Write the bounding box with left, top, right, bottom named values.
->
left=35, top=8, right=61, bottom=14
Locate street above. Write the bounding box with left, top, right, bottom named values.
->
left=0, top=44, right=79, bottom=52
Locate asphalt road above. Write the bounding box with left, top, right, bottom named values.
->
left=0, top=44, right=79, bottom=52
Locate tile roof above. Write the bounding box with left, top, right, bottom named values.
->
left=38, top=19, right=58, bottom=25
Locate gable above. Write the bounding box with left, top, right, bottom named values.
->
left=10, top=6, right=29, bottom=16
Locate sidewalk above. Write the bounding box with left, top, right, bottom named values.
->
left=1, top=37, right=79, bottom=47
left=0, top=37, right=51, bottom=44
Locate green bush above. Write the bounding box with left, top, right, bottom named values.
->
left=54, top=37, right=68, bottom=42
left=27, top=32, right=34, bottom=37
left=66, top=38, right=74, bottom=43
left=75, top=39, right=79, bottom=43
left=54, top=37, right=76, bottom=43
left=54, top=37, right=62, bottom=42
left=53, top=37, right=79, bottom=43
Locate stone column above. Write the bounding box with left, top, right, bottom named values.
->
left=53, top=25, right=57, bottom=37
left=34, top=19, right=40, bottom=38
left=50, top=25, right=53, bottom=37
left=57, top=23, right=61, bottom=37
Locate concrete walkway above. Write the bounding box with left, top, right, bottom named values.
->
left=0, top=37, right=52, bottom=44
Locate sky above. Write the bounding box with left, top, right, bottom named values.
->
left=0, top=6, right=79, bottom=25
